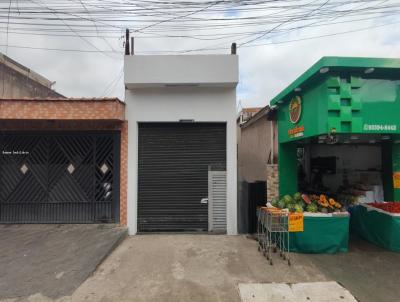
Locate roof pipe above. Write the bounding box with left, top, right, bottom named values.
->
left=125, top=29, right=130, bottom=55
left=231, top=43, right=237, bottom=55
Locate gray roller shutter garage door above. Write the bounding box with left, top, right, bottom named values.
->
left=138, top=123, right=226, bottom=232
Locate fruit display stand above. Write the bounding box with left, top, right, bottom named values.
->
left=351, top=203, right=400, bottom=252
left=289, top=212, right=350, bottom=254
left=270, top=193, right=350, bottom=254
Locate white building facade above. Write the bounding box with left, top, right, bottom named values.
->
left=124, top=54, right=238, bottom=235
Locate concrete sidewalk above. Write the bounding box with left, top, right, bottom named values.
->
left=58, top=235, right=328, bottom=302
left=239, top=282, right=357, bottom=302
left=0, top=224, right=127, bottom=300
left=3, top=234, right=399, bottom=302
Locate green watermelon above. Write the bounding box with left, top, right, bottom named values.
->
left=306, top=203, right=318, bottom=213
left=287, top=203, right=297, bottom=213
left=293, top=192, right=302, bottom=202
left=283, top=195, right=293, bottom=205
left=320, top=207, right=328, bottom=214
left=271, top=198, right=279, bottom=207
left=277, top=199, right=286, bottom=209
left=294, top=204, right=303, bottom=213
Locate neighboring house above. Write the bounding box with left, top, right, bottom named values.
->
left=237, top=105, right=278, bottom=183
left=237, top=106, right=278, bottom=214
left=0, top=52, right=63, bottom=98
left=238, top=107, right=262, bottom=125
left=0, top=97, right=127, bottom=225
left=237, top=105, right=279, bottom=233
left=124, top=52, right=238, bottom=235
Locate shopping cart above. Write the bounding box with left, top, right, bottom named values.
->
left=257, top=207, right=291, bottom=266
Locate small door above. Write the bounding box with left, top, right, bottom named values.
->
left=208, top=170, right=227, bottom=233
left=138, top=123, right=226, bottom=232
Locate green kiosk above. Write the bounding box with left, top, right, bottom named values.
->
left=271, top=57, right=400, bottom=253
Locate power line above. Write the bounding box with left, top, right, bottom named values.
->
left=0, top=0, right=397, bottom=55
left=0, top=18, right=397, bottom=54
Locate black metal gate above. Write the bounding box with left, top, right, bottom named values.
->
left=138, top=123, right=226, bottom=232
left=0, top=132, right=120, bottom=223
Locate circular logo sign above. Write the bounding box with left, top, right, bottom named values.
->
left=289, top=96, right=302, bottom=124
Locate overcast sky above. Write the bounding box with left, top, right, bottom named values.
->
left=1, top=1, right=399, bottom=110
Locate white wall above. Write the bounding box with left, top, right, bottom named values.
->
left=125, top=86, right=238, bottom=235
left=125, top=55, right=238, bottom=88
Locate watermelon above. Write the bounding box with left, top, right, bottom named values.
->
left=320, top=207, right=328, bottom=214
left=302, top=194, right=311, bottom=205
left=294, top=204, right=303, bottom=213
left=306, top=203, right=318, bottom=213
left=287, top=203, right=297, bottom=213
left=271, top=198, right=279, bottom=207
left=283, top=195, right=293, bottom=205
left=293, top=192, right=302, bottom=202
left=277, top=199, right=286, bottom=209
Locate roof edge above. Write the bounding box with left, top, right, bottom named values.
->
left=240, top=105, right=271, bottom=129
left=270, top=56, right=400, bottom=106
left=0, top=97, right=124, bottom=105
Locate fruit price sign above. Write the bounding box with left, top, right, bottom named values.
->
left=393, top=172, right=400, bottom=189
left=289, top=213, right=304, bottom=232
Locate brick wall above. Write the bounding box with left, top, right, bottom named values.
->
left=266, top=164, right=279, bottom=201
left=0, top=98, right=125, bottom=121
left=119, top=121, right=128, bottom=225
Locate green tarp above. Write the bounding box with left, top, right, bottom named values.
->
left=289, top=215, right=350, bottom=254
left=351, top=205, right=400, bottom=252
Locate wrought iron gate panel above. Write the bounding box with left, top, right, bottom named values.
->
left=0, top=132, right=119, bottom=223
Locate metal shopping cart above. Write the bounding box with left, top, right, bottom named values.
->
left=257, top=207, right=291, bottom=266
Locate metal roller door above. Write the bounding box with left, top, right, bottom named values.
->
left=0, top=132, right=120, bottom=223
left=138, top=123, right=226, bottom=232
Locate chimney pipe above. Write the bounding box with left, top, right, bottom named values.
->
left=231, top=42, right=237, bottom=55
left=131, top=37, right=134, bottom=55
left=125, top=29, right=130, bottom=55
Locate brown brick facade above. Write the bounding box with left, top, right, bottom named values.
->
left=0, top=98, right=127, bottom=225
left=0, top=98, right=125, bottom=121
left=119, top=121, right=128, bottom=225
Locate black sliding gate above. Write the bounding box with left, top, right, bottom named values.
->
left=0, top=132, right=120, bottom=223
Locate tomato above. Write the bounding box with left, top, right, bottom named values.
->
left=368, top=202, right=400, bottom=213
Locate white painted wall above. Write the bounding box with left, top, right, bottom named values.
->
left=125, top=55, right=238, bottom=88
left=124, top=55, right=238, bottom=235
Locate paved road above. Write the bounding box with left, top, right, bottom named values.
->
left=0, top=224, right=127, bottom=300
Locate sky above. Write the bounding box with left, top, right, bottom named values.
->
left=1, top=0, right=399, bottom=110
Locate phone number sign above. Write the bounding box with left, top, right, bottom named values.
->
left=364, top=124, right=397, bottom=131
